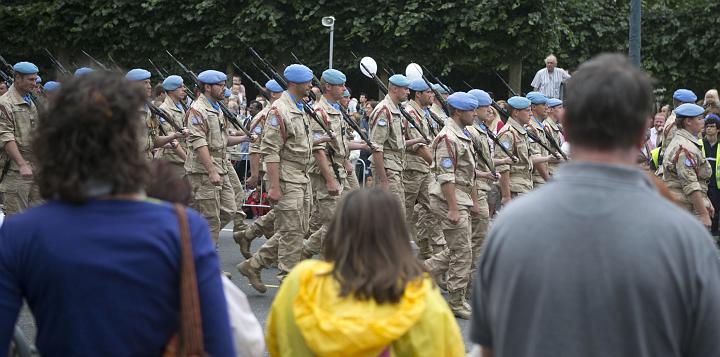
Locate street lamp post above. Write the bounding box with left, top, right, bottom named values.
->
left=322, top=16, right=335, bottom=69
left=629, top=0, right=641, bottom=67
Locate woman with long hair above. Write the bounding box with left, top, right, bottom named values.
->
left=266, top=188, right=464, bottom=357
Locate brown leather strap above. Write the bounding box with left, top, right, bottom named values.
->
left=174, top=204, right=205, bottom=356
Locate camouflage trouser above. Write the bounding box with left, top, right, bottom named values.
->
left=469, top=190, right=490, bottom=274
left=166, top=161, right=186, bottom=181
left=403, top=170, right=442, bottom=258
left=249, top=181, right=309, bottom=275
left=245, top=209, right=275, bottom=239
left=226, top=164, right=248, bottom=233
left=303, top=174, right=344, bottom=258
left=0, top=170, right=42, bottom=216
left=187, top=173, right=236, bottom=244
left=371, top=166, right=405, bottom=218
left=425, top=195, right=472, bottom=293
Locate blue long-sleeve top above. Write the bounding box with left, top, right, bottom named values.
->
left=0, top=199, right=235, bottom=356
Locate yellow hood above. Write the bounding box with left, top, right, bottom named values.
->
left=292, top=260, right=430, bottom=357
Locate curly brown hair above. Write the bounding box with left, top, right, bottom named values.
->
left=32, top=71, right=149, bottom=203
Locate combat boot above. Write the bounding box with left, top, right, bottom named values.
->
left=233, top=229, right=252, bottom=259
left=236, top=260, right=267, bottom=293
left=448, top=290, right=471, bottom=319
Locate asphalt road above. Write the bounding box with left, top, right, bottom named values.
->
left=15, top=220, right=477, bottom=354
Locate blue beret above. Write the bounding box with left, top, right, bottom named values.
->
left=284, top=64, right=313, bottom=83
left=13, top=62, right=38, bottom=74
left=197, top=70, right=227, bottom=84
left=408, top=79, right=430, bottom=92
left=388, top=74, right=410, bottom=87
left=224, top=87, right=231, bottom=98
left=433, top=83, right=448, bottom=94
left=35, top=76, right=42, bottom=84
left=507, top=96, right=531, bottom=110
left=162, top=75, right=184, bottom=91
left=468, top=89, right=492, bottom=107
left=74, top=67, right=93, bottom=77
left=43, top=81, right=60, bottom=92
left=125, top=68, right=151, bottom=81
left=447, top=92, right=478, bottom=111
left=526, top=91, right=548, bottom=105
left=673, top=89, right=697, bottom=103
left=265, top=79, right=283, bottom=93
left=675, top=103, right=704, bottom=118
left=321, top=69, right=346, bottom=85
left=343, top=89, right=350, bottom=97
left=547, top=98, right=563, bottom=108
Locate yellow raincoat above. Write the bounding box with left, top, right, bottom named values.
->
left=266, top=260, right=464, bottom=357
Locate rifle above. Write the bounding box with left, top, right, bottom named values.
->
left=462, top=80, right=473, bottom=90
left=379, top=57, right=395, bottom=76
left=233, top=63, right=271, bottom=101
left=246, top=45, right=342, bottom=184
left=147, top=101, right=184, bottom=132
left=107, top=54, right=123, bottom=72
left=352, top=53, right=429, bottom=142
left=420, top=64, right=453, bottom=94
left=410, top=62, right=450, bottom=116
left=494, top=70, right=522, bottom=97
left=165, top=50, right=252, bottom=137
left=491, top=101, right=560, bottom=159
left=43, top=49, right=71, bottom=76
left=81, top=50, right=109, bottom=71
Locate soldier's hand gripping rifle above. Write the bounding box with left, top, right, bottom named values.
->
left=352, top=54, right=429, bottom=143
left=44, top=49, right=71, bottom=76
left=165, top=50, right=252, bottom=137
left=246, top=46, right=342, bottom=184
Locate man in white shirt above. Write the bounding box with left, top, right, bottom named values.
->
left=531, top=54, right=571, bottom=99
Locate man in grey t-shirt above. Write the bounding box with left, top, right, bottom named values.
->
left=471, top=54, right=720, bottom=357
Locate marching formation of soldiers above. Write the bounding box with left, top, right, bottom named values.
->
left=0, top=55, right=715, bottom=321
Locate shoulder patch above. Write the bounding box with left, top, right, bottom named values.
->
left=441, top=157, right=453, bottom=169
left=269, top=116, right=279, bottom=127
left=501, top=140, right=511, bottom=150
left=684, top=157, right=693, bottom=167
left=313, top=131, right=324, bottom=141
left=528, top=136, right=535, bottom=143
left=253, top=125, right=263, bottom=134
left=377, top=118, right=387, bottom=127
left=191, top=115, right=202, bottom=125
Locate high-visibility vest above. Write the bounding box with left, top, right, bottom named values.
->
left=699, top=138, right=720, bottom=187
left=651, top=147, right=661, bottom=170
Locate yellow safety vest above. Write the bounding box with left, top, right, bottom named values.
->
left=699, top=138, right=720, bottom=187
left=651, top=147, right=661, bottom=169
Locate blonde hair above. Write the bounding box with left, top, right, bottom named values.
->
left=705, top=89, right=719, bottom=106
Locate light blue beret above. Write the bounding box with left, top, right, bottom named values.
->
left=675, top=103, right=704, bottom=117
left=447, top=92, right=478, bottom=111
left=265, top=79, right=283, bottom=93
left=526, top=91, right=547, bottom=105
left=13, top=62, right=38, bottom=74
left=162, top=75, right=184, bottom=91
left=43, top=81, right=60, bottom=92
left=125, top=68, right=151, bottom=81
left=197, top=70, right=227, bottom=84
left=409, top=78, right=429, bottom=92
left=673, top=89, right=697, bottom=103
left=432, top=83, right=448, bottom=94
left=284, top=64, right=313, bottom=83
left=388, top=74, right=410, bottom=88
left=224, top=87, right=231, bottom=98
left=35, top=76, right=42, bottom=84
left=74, top=67, right=93, bottom=77
left=321, top=69, right=346, bottom=85
left=547, top=98, right=563, bottom=108
left=343, top=89, right=350, bottom=97
left=507, top=96, right=531, bottom=110
left=468, top=89, right=492, bottom=107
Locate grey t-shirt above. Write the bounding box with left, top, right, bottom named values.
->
left=471, top=162, right=720, bottom=357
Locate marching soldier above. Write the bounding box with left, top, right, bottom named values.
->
left=184, top=70, right=244, bottom=246
left=233, top=80, right=283, bottom=259
left=158, top=75, right=188, bottom=178
left=657, top=89, right=697, bottom=175
left=302, top=69, right=350, bottom=258
left=662, top=103, right=714, bottom=228
left=403, top=79, right=435, bottom=258
left=340, top=88, right=363, bottom=191
left=544, top=98, right=565, bottom=176
left=495, top=96, right=535, bottom=205
left=125, top=68, right=185, bottom=161
left=369, top=74, right=411, bottom=215
left=424, top=92, right=480, bottom=319
left=526, top=92, right=554, bottom=185
left=238, top=64, right=314, bottom=291
left=0, top=62, right=42, bottom=215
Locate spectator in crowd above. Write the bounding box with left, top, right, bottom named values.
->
left=266, top=188, right=464, bottom=357
left=152, top=82, right=165, bottom=106
left=358, top=100, right=378, bottom=183
left=702, top=116, right=720, bottom=236
left=660, top=103, right=671, bottom=119
left=0, top=73, right=235, bottom=356
left=531, top=54, right=572, bottom=99
left=231, top=75, right=247, bottom=109
left=472, top=54, right=720, bottom=357
left=706, top=101, right=720, bottom=116
left=0, top=81, right=8, bottom=96
left=649, top=112, right=665, bottom=149
left=704, top=89, right=719, bottom=106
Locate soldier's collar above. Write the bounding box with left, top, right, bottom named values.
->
left=384, top=94, right=401, bottom=114
left=320, top=96, right=341, bottom=114
left=284, top=92, right=304, bottom=114
left=164, top=96, right=184, bottom=112
left=447, top=119, right=471, bottom=141
left=8, top=85, right=30, bottom=106
left=677, top=128, right=701, bottom=145
left=508, top=117, right=527, bottom=134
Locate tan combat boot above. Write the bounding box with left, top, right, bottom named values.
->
left=236, top=260, right=267, bottom=293
left=448, top=290, right=471, bottom=319
left=233, top=229, right=253, bottom=259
